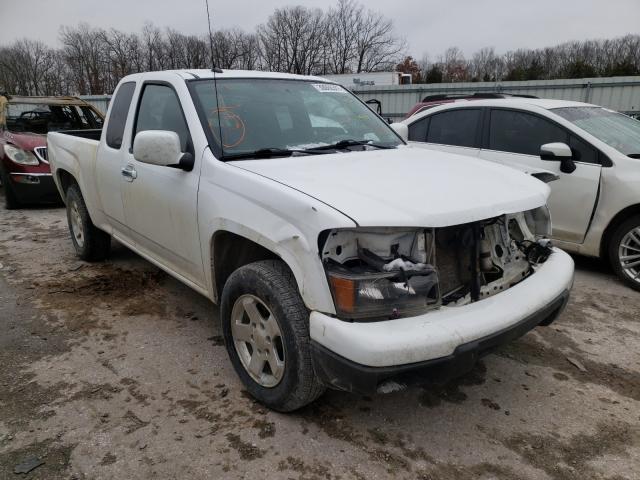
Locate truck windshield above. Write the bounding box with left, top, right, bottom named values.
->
left=5, top=103, right=103, bottom=134
left=553, top=106, right=640, bottom=157
left=189, top=78, right=401, bottom=159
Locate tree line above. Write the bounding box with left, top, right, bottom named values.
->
left=0, top=0, right=639, bottom=96
left=398, top=35, right=640, bottom=84
left=0, top=0, right=403, bottom=96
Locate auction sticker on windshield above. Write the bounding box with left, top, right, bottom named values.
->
left=312, top=83, right=347, bottom=93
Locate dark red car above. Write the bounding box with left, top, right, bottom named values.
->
left=404, top=92, right=538, bottom=119
left=0, top=94, right=104, bottom=208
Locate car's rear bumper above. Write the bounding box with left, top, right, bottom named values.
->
left=309, top=248, right=574, bottom=394
left=8, top=173, right=61, bottom=204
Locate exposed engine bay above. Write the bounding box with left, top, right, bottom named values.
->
left=320, top=209, right=553, bottom=321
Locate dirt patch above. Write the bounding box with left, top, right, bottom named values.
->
left=369, top=448, right=412, bottom=473
left=498, top=331, right=640, bottom=401
left=100, top=452, right=117, bottom=465
left=39, top=265, right=168, bottom=325
left=277, top=456, right=333, bottom=479
left=419, top=361, right=487, bottom=408
left=225, top=433, right=265, bottom=460
left=252, top=419, right=276, bottom=438
left=122, top=410, right=150, bottom=435
left=502, top=421, right=638, bottom=480
left=418, top=462, right=524, bottom=480
left=0, top=438, right=74, bottom=480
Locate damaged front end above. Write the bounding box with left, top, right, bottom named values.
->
left=320, top=207, right=553, bottom=321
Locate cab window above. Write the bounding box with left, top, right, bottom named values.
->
left=134, top=84, right=190, bottom=152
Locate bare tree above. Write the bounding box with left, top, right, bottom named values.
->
left=258, top=6, right=327, bottom=75
left=353, top=8, right=406, bottom=73
left=325, top=0, right=361, bottom=74
left=440, top=47, right=468, bottom=82
left=60, top=23, right=109, bottom=94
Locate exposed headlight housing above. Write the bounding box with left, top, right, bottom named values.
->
left=4, top=145, right=39, bottom=165
left=321, top=228, right=440, bottom=321
left=327, top=266, right=439, bottom=320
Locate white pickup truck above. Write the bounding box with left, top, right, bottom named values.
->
left=48, top=69, right=574, bottom=411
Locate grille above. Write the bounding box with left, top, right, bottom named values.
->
left=34, top=146, right=48, bottom=163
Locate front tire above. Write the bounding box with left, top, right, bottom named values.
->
left=608, top=215, right=640, bottom=292
left=220, top=260, right=325, bottom=412
left=65, top=184, right=111, bottom=261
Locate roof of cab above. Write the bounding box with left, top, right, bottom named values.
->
left=122, top=69, right=334, bottom=83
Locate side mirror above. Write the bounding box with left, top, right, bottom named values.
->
left=390, top=122, right=408, bottom=142
left=540, top=142, right=576, bottom=174
left=133, top=130, right=192, bottom=170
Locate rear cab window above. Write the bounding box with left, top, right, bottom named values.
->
left=106, top=81, right=136, bottom=149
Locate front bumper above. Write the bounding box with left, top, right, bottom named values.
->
left=309, top=248, right=574, bottom=394
left=8, top=173, right=61, bottom=204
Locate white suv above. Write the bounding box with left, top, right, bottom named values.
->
left=399, top=99, right=640, bottom=291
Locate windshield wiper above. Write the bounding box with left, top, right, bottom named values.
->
left=628, top=153, right=640, bottom=159
left=303, top=139, right=396, bottom=151
left=222, top=148, right=321, bottom=161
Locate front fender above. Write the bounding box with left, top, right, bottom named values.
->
left=198, top=155, right=357, bottom=313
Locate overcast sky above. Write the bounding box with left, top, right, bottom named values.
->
left=1, top=0, right=639, bottom=58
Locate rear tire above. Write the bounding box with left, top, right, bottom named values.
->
left=65, top=184, right=111, bottom=261
left=220, top=260, right=325, bottom=412
left=608, top=215, right=640, bottom=292
left=0, top=165, right=20, bottom=210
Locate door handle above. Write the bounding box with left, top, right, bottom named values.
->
left=121, top=164, right=137, bottom=182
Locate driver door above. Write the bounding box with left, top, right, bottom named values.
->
left=121, top=82, right=204, bottom=285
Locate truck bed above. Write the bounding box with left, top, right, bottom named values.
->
left=47, top=130, right=101, bottom=205
left=53, top=128, right=102, bottom=141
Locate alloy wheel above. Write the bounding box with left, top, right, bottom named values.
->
left=618, top=226, right=640, bottom=285
left=70, top=200, right=85, bottom=248
left=230, top=294, right=285, bottom=388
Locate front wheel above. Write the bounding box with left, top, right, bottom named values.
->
left=220, top=260, right=325, bottom=412
left=65, top=184, right=111, bottom=261
left=608, top=215, right=640, bottom=292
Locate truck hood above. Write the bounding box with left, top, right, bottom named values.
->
left=229, top=147, right=550, bottom=227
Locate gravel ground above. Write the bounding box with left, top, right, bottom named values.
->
left=0, top=205, right=639, bottom=480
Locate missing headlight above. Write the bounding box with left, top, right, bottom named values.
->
left=321, top=214, right=550, bottom=321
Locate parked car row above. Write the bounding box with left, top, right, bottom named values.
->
left=0, top=94, right=104, bottom=209
left=394, top=97, right=640, bottom=291
left=6, top=71, right=637, bottom=411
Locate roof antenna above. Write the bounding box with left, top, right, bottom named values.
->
left=205, top=0, right=223, bottom=73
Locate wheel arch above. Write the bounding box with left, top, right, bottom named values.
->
left=210, top=230, right=301, bottom=304
left=600, top=203, right=640, bottom=259
left=56, top=168, right=78, bottom=199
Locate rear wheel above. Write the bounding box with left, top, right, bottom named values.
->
left=0, top=165, right=20, bottom=209
left=608, top=215, right=640, bottom=291
left=220, top=260, right=325, bottom=411
left=65, top=184, right=111, bottom=261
